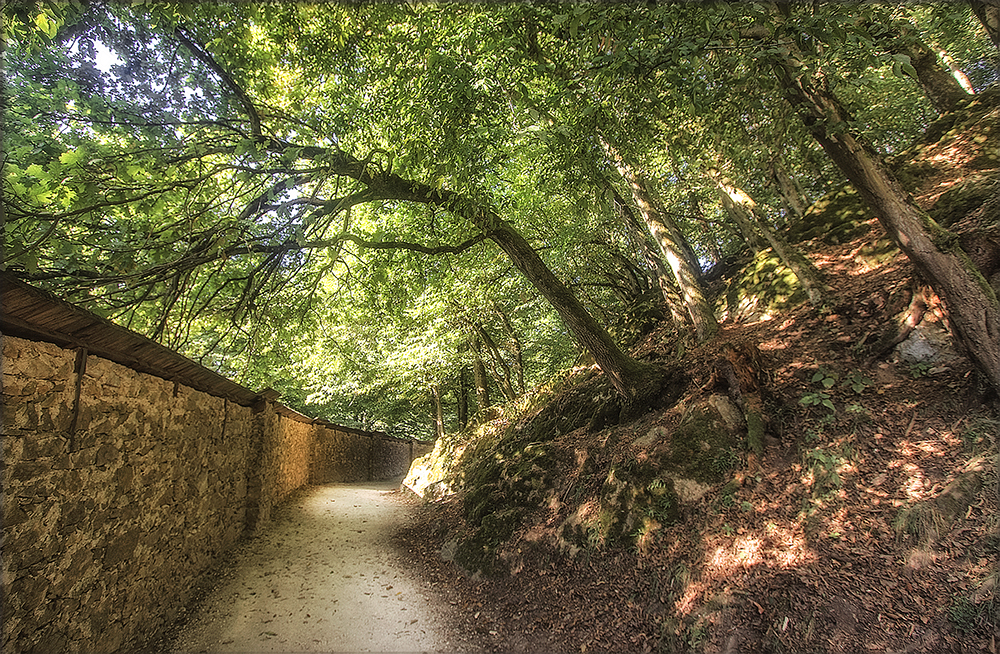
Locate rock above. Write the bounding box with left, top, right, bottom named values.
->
left=895, top=321, right=960, bottom=365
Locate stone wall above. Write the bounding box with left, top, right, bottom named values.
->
left=245, top=406, right=315, bottom=531
left=1, top=335, right=430, bottom=653
left=310, top=428, right=434, bottom=484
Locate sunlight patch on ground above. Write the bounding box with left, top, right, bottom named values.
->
left=757, top=337, right=787, bottom=351
left=675, top=522, right=817, bottom=617
left=708, top=535, right=764, bottom=576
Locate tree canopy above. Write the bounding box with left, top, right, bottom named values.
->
left=4, top=1, right=998, bottom=437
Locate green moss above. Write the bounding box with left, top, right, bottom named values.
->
left=745, top=410, right=765, bottom=457
left=455, top=436, right=559, bottom=575
left=787, top=186, right=873, bottom=245
left=658, top=407, right=742, bottom=485
left=928, top=173, right=1000, bottom=228
left=719, top=250, right=808, bottom=321
left=590, top=462, right=681, bottom=547
left=855, top=238, right=899, bottom=268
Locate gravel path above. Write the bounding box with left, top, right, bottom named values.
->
left=168, top=480, right=457, bottom=653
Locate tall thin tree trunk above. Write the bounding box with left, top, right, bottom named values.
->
left=472, top=321, right=517, bottom=401
left=934, top=47, right=976, bottom=95
left=600, top=137, right=719, bottom=342
left=773, top=50, right=1000, bottom=392
left=707, top=169, right=828, bottom=305
left=431, top=384, right=445, bottom=440
left=457, top=366, right=470, bottom=428
left=494, top=303, right=527, bottom=395
left=613, top=185, right=689, bottom=327
left=710, top=171, right=769, bottom=254
left=471, top=338, right=492, bottom=411
left=769, top=157, right=808, bottom=221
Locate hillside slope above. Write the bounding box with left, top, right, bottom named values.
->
left=397, top=91, right=1000, bottom=653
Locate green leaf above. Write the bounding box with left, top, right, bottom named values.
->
left=891, top=54, right=918, bottom=80
left=59, top=148, right=87, bottom=166
left=34, top=12, right=58, bottom=39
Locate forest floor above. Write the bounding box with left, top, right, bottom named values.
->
left=393, top=226, right=999, bottom=653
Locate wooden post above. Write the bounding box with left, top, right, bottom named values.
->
left=67, top=347, right=88, bottom=451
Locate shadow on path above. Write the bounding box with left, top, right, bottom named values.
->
left=166, top=479, right=457, bottom=653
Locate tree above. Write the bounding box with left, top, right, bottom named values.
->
left=970, top=0, right=1000, bottom=51
left=706, top=167, right=827, bottom=305
left=760, top=7, right=1000, bottom=392
left=4, top=2, right=670, bottom=404
left=601, top=136, right=719, bottom=341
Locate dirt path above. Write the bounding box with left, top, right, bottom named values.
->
left=167, top=480, right=459, bottom=653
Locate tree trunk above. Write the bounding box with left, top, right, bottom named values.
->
left=372, top=168, right=670, bottom=401
left=769, top=157, right=808, bottom=221
left=970, top=1, right=1000, bottom=50
left=472, top=321, right=517, bottom=401
left=934, top=47, right=976, bottom=95
left=613, top=185, right=688, bottom=327
left=600, top=138, right=719, bottom=342
left=486, top=220, right=669, bottom=399
left=494, top=303, right=527, bottom=395
left=707, top=169, right=828, bottom=305
left=709, top=170, right=770, bottom=254
left=773, top=54, right=1000, bottom=392
left=431, top=384, right=445, bottom=440
left=471, top=338, right=492, bottom=411
left=457, top=366, right=470, bottom=428
left=892, top=21, right=973, bottom=113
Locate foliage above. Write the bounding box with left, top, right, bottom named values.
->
left=3, top=1, right=993, bottom=431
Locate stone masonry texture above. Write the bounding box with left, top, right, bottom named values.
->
left=1, top=335, right=432, bottom=653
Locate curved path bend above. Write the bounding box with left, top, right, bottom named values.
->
left=169, top=480, right=457, bottom=653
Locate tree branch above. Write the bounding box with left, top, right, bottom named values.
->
left=172, top=25, right=263, bottom=137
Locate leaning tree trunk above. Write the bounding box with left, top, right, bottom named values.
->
left=600, top=138, right=719, bottom=342
left=773, top=53, right=1000, bottom=392
left=485, top=220, right=670, bottom=399
left=891, top=20, right=973, bottom=114
left=612, top=184, right=690, bottom=327
left=709, top=169, right=769, bottom=255
left=369, top=170, right=671, bottom=402
left=707, top=169, right=828, bottom=305
left=970, top=1, right=1000, bottom=50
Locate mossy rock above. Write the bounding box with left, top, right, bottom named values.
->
left=461, top=440, right=555, bottom=522
left=928, top=172, right=1000, bottom=228
left=454, top=507, right=526, bottom=576
left=564, top=459, right=681, bottom=550
left=718, top=249, right=808, bottom=322
left=655, top=395, right=746, bottom=485
left=455, top=438, right=560, bottom=574
left=787, top=185, right=874, bottom=246
left=562, top=396, right=745, bottom=551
